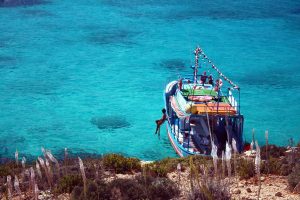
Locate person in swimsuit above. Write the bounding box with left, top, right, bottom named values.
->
left=200, top=71, right=208, bottom=85
left=155, top=108, right=167, bottom=137
left=208, top=75, right=214, bottom=85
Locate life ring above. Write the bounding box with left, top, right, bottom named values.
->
left=188, top=95, right=212, bottom=102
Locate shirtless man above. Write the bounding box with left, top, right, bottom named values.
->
left=155, top=108, right=167, bottom=137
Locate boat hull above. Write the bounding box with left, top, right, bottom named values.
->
left=166, top=121, right=208, bottom=157
left=164, top=80, right=244, bottom=157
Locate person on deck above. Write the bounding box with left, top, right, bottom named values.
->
left=208, top=75, right=214, bottom=85
left=200, top=71, right=208, bottom=85
left=155, top=108, right=167, bottom=137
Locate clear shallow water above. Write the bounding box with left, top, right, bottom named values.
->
left=1, top=0, right=300, bottom=161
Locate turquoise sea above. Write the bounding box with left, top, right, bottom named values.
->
left=1, top=0, right=300, bottom=161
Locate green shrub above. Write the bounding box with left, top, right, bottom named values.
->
left=279, top=163, right=294, bottom=176
left=143, top=156, right=195, bottom=177
left=70, top=175, right=179, bottom=200
left=55, top=174, right=83, bottom=194
left=144, top=163, right=169, bottom=177
left=102, top=154, right=141, bottom=174
left=261, top=145, right=286, bottom=160
left=0, top=162, right=22, bottom=177
left=108, top=178, right=147, bottom=199
left=288, top=164, right=300, bottom=189
left=70, top=186, right=82, bottom=200
left=147, top=177, right=180, bottom=199
left=236, top=159, right=255, bottom=180
left=194, top=179, right=231, bottom=200
left=261, top=157, right=282, bottom=175
left=70, top=180, right=110, bottom=200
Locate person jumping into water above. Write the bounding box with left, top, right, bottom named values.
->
left=155, top=108, right=167, bottom=138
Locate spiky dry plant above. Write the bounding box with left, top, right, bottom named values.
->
left=189, top=156, right=195, bottom=199
left=200, top=164, right=207, bottom=184
left=211, top=142, right=218, bottom=177
left=41, top=147, right=46, bottom=158
left=7, top=175, right=13, bottom=200
left=221, top=151, right=225, bottom=178
left=64, top=148, right=68, bottom=175
left=265, top=130, right=269, bottom=175
left=232, top=138, right=238, bottom=186
left=64, top=148, right=68, bottom=164
left=94, top=163, right=99, bottom=179
left=34, top=184, right=39, bottom=200
left=21, top=157, right=26, bottom=169
left=14, top=175, right=22, bottom=198
left=30, top=167, right=36, bottom=195
left=78, top=157, right=87, bottom=199
left=225, top=142, right=232, bottom=180
left=46, top=151, right=59, bottom=169
left=250, top=128, right=255, bottom=153
left=255, top=141, right=261, bottom=200
left=45, top=158, right=53, bottom=186
left=177, top=163, right=181, bottom=186
left=15, top=150, right=18, bottom=166
left=36, top=161, right=42, bottom=179
left=24, top=169, right=30, bottom=184
left=38, top=157, right=51, bottom=188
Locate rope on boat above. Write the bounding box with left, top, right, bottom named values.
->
left=195, top=46, right=239, bottom=90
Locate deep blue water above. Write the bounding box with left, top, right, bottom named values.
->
left=1, top=0, right=300, bottom=161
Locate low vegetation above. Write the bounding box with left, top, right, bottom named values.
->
left=102, top=154, right=141, bottom=174
left=0, top=141, right=299, bottom=199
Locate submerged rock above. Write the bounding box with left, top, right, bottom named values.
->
left=0, top=0, right=48, bottom=7
left=91, top=116, right=131, bottom=130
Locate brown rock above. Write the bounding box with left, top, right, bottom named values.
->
left=275, top=192, right=283, bottom=197
left=246, top=188, right=252, bottom=193
left=260, top=176, right=265, bottom=182
left=293, top=182, right=300, bottom=194
left=233, top=189, right=241, bottom=194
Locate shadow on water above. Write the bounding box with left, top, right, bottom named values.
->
left=88, top=29, right=140, bottom=46
left=158, top=59, right=187, bottom=71
left=21, top=9, right=54, bottom=17
left=0, top=0, right=49, bottom=7
left=0, top=56, right=18, bottom=69
left=0, top=41, right=6, bottom=48
left=91, top=115, right=131, bottom=131
left=105, top=0, right=300, bottom=21
left=239, top=68, right=300, bottom=90
left=290, top=7, right=300, bottom=15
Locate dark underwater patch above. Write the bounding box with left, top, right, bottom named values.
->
left=0, top=56, right=15, bottom=62
left=240, top=69, right=300, bottom=89
left=0, top=0, right=49, bottom=7
left=116, top=0, right=298, bottom=21
left=21, top=9, right=54, bottom=17
left=159, top=59, right=188, bottom=72
left=88, top=29, right=139, bottom=46
left=0, top=41, right=6, bottom=48
left=0, top=56, right=17, bottom=69
left=290, top=7, right=300, bottom=15
left=91, top=115, right=131, bottom=131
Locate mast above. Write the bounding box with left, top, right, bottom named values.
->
left=193, top=47, right=202, bottom=84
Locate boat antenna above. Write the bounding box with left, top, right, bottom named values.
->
left=193, top=47, right=202, bottom=84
